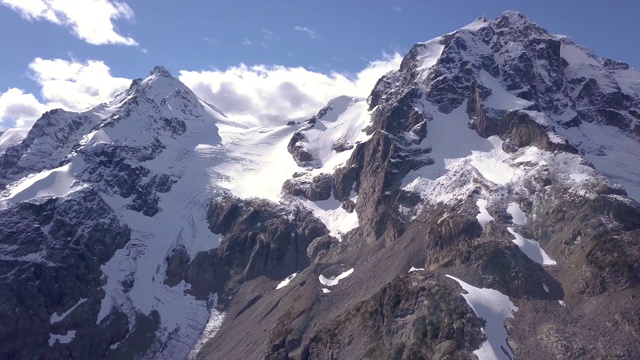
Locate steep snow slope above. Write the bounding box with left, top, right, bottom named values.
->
left=215, top=95, right=372, bottom=240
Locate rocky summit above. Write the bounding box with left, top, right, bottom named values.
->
left=1, top=11, right=640, bottom=360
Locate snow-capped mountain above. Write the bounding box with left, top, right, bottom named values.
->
left=2, top=11, right=640, bottom=360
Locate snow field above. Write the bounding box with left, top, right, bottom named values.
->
left=476, top=199, right=494, bottom=229
left=506, top=202, right=526, bottom=225
left=276, top=273, right=297, bottom=289
left=507, top=227, right=556, bottom=266
left=48, top=330, right=76, bottom=346
left=50, top=298, right=88, bottom=324
left=319, top=268, right=354, bottom=287
left=446, top=275, right=518, bottom=360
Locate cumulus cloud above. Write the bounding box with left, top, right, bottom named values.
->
left=28, top=58, right=131, bottom=110
left=0, top=58, right=131, bottom=130
left=294, top=25, right=318, bottom=39
left=0, top=0, right=137, bottom=45
left=179, top=53, right=402, bottom=126
left=0, top=53, right=403, bottom=131
left=0, top=88, right=47, bottom=129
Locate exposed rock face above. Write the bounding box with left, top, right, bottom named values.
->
left=0, top=190, right=133, bottom=360
left=287, top=131, right=315, bottom=167
left=282, top=173, right=333, bottom=201
left=185, top=195, right=330, bottom=301
left=296, top=273, right=485, bottom=360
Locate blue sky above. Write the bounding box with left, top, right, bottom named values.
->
left=1, top=0, right=639, bottom=129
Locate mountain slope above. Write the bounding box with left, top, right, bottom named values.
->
left=1, top=11, right=640, bottom=360
left=0, top=66, right=230, bottom=359
left=198, top=11, right=640, bottom=360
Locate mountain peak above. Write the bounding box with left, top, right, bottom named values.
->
left=494, top=10, right=541, bottom=30
left=149, top=65, right=174, bottom=78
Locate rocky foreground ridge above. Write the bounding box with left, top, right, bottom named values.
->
left=0, top=10, right=639, bottom=360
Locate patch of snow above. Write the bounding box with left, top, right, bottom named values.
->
left=507, top=227, right=556, bottom=265
left=319, top=268, right=354, bottom=287
left=276, top=273, right=297, bottom=289
left=561, top=42, right=601, bottom=67
left=303, top=96, right=373, bottom=175
left=546, top=131, right=566, bottom=144
left=214, top=123, right=299, bottom=201
left=569, top=173, right=590, bottom=182
left=476, top=199, right=494, bottom=229
left=612, top=68, right=640, bottom=95
left=0, top=158, right=88, bottom=208
left=188, top=294, right=225, bottom=360
left=558, top=300, right=566, bottom=306
left=416, top=38, right=446, bottom=71
left=50, top=298, right=87, bottom=324
left=520, top=110, right=553, bottom=127
left=321, top=288, right=331, bottom=294
left=48, top=330, right=76, bottom=346
left=506, top=202, right=526, bottom=225
left=543, top=284, right=549, bottom=293
left=557, top=122, right=640, bottom=202
left=403, top=103, right=495, bottom=193
left=408, top=267, right=425, bottom=273
left=446, top=275, right=518, bottom=360
left=462, top=17, right=489, bottom=31
left=479, top=70, right=534, bottom=110
left=470, top=136, right=517, bottom=185
left=301, top=198, right=358, bottom=241
left=402, top=102, right=521, bottom=197
left=560, top=41, right=618, bottom=92
left=0, top=250, right=56, bottom=266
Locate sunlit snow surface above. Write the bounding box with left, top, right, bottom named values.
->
left=0, top=159, right=88, bottom=208
left=48, top=330, right=76, bottom=346
left=276, top=273, right=297, bottom=289
left=446, top=275, right=518, bottom=360
left=301, top=198, right=358, bottom=241
left=50, top=298, right=87, bottom=324
left=187, top=294, right=225, bottom=360
left=507, top=227, right=556, bottom=265
left=215, top=96, right=370, bottom=241
left=319, top=268, right=354, bottom=287
left=476, top=199, right=494, bottom=229
left=506, top=202, right=527, bottom=225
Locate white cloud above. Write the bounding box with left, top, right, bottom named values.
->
left=392, top=5, right=402, bottom=12
left=262, top=28, right=277, bottom=40
left=294, top=26, right=318, bottom=39
left=242, top=38, right=251, bottom=46
left=0, top=0, right=137, bottom=45
left=1, top=53, right=403, bottom=131
left=0, top=88, right=47, bottom=129
left=29, top=58, right=131, bottom=110
left=0, top=58, right=131, bottom=130
left=179, top=53, right=402, bottom=127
